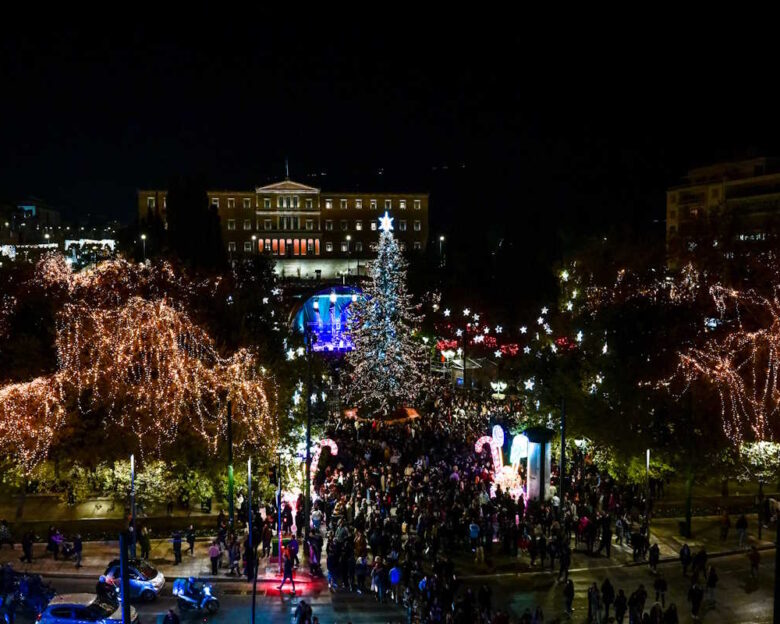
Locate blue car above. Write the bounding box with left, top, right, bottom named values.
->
left=103, top=559, right=164, bottom=602
left=39, top=594, right=139, bottom=624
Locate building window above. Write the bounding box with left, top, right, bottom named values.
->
left=325, top=220, right=334, bottom=231
left=211, top=197, right=220, bottom=208
left=413, top=220, right=421, bottom=231
left=307, top=239, right=314, bottom=253
left=355, top=241, right=363, bottom=252
left=258, top=239, right=264, bottom=253
left=355, top=220, right=363, bottom=231
left=228, top=197, right=235, bottom=208
left=264, top=238, right=271, bottom=252
left=243, top=241, right=252, bottom=252
left=264, top=198, right=271, bottom=209
left=325, top=199, right=333, bottom=210
left=326, top=242, right=333, bottom=252
left=370, top=199, right=377, bottom=210
left=340, top=199, right=348, bottom=210
left=306, top=219, right=314, bottom=231
left=227, top=219, right=236, bottom=231
left=264, top=218, right=272, bottom=230
left=371, top=222, right=377, bottom=231
left=256, top=218, right=262, bottom=230
left=413, top=241, right=422, bottom=250
left=340, top=220, right=348, bottom=231
left=413, top=199, right=421, bottom=210
left=293, top=196, right=300, bottom=208
left=305, top=198, right=313, bottom=209
left=147, top=197, right=156, bottom=209
left=243, top=198, right=252, bottom=208
left=399, top=220, right=407, bottom=231
left=341, top=241, right=348, bottom=252
left=355, top=199, right=362, bottom=209
left=243, top=219, right=252, bottom=230
left=385, top=199, right=392, bottom=210
left=399, top=199, right=407, bottom=210
left=228, top=241, right=237, bottom=252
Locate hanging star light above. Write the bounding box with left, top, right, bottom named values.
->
left=463, top=308, right=470, bottom=316
left=495, top=325, right=503, bottom=334
left=443, top=308, right=451, bottom=317
left=537, top=316, right=544, bottom=325
left=541, top=307, right=548, bottom=315
left=524, top=378, right=535, bottom=391
left=576, top=330, right=583, bottom=343
left=456, top=328, right=463, bottom=337
left=520, top=326, right=527, bottom=334
left=494, top=350, right=502, bottom=358
left=523, top=346, right=531, bottom=354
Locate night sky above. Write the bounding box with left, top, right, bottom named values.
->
left=2, top=19, right=778, bottom=302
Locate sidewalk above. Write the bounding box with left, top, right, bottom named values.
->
left=0, top=537, right=320, bottom=585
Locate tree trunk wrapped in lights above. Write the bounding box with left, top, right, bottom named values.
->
left=344, top=213, right=426, bottom=417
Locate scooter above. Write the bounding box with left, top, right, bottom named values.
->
left=172, top=578, right=219, bottom=615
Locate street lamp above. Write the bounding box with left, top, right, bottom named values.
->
left=140, top=234, right=147, bottom=261
left=439, top=235, right=445, bottom=267
left=345, top=235, right=352, bottom=279
left=251, top=234, right=257, bottom=256
left=276, top=449, right=283, bottom=575
left=130, top=454, right=136, bottom=558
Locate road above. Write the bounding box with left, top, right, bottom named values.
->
left=7, top=549, right=775, bottom=623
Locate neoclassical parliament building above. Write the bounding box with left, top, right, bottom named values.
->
left=138, top=179, right=429, bottom=278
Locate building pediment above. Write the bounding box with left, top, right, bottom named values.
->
left=255, top=180, right=320, bottom=194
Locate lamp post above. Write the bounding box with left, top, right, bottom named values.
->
left=439, top=235, right=445, bottom=267
left=346, top=235, right=352, bottom=279
left=226, top=401, right=234, bottom=530
left=130, top=454, right=136, bottom=558
left=276, top=449, right=283, bottom=575
left=304, top=329, right=313, bottom=546
left=251, top=234, right=257, bottom=256
left=248, top=458, right=258, bottom=623
left=140, top=233, right=146, bottom=261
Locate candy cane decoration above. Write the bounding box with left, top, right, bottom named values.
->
left=311, top=438, right=338, bottom=475
left=475, top=429, right=503, bottom=473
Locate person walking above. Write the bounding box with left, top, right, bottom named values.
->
left=172, top=529, right=183, bottom=565
left=736, top=514, right=748, bottom=548
left=558, top=544, right=571, bottom=582
left=679, top=543, right=691, bottom=576
left=73, top=534, right=83, bottom=569
left=601, top=578, right=615, bottom=621
left=688, top=582, right=704, bottom=621
left=20, top=530, right=34, bottom=563
left=749, top=545, right=760, bottom=579
left=139, top=526, right=151, bottom=560
left=289, top=535, right=300, bottom=568
left=648, top=542, right=660, bottom=574
left=719, top=510, right=731, bottom=541
left=652, top=574, right=667, bottom=608
left=208, top=540, right=220, bottom=575
left=278, top=551, right=296, bottom=595
left=563, top=579, right=575, bottom=615
left=705, top=565, right=718, bottom=602
left=614, top=588, right=627, bottom=624
left=186, top=524, right=196, bottom=556
left=262, top=523, right=272, bottom=558
left=663, top=603, right=679, bottom=624
left=163, top=608, right=180, bottom=624
left=587, top=582, right=602, bottom=623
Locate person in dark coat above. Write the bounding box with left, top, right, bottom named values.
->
left=278, top=552, right=296, bottom=595
left=688, top=583, right=704, bottom=620
left=186, top=525, right=196, bottom=555
left=614, top=588, right=628, bottom=623
left=172, top=530, right=183, bottom=564
left=563, top=579, right=575, bottom=615
left=679, top=543, right=691, bottom=576
left=654, top=574, right=668, bottom=607
left=73, top=534, right=83, bottom=569
left=601, top=577, right=615, bottom=620
left=20, top=530, right=34, bottom=563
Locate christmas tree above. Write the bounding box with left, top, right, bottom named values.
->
left=345, top=212, right=426, bottom=416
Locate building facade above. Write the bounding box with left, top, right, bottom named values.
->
left=667, top=158, right=780, bottom=256
left=138, top=180, right=429, bottom=278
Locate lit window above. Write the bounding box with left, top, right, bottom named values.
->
left=227, top=219, right=236, bottom=231
left=265, top=238, right=270, bottom=251
left=355, top=221, right=363, bottom=231
left=211, top=197, right=220, bottom=208
left=340, top=220, right=348, bottom=231
left=413, top=199, right=421, bottom=210
left=264, top=198, right=271, bottom=209
left=228, top=241, right=237, bottom=252
left=370, top=199, right=377, bottom=210
left=325, top=199, right=333, bottom=210
left=399, top=199, right=407, bottom=210
left=413, top=241, right=422, bottom=250
left=228, top=197, right=235, bottom=208
left=293, top=196, right=300, bottom=208
left=147, top=197, right=156, bottom=209
left=256, top=218, right=262, bottom=230
left=305, top=198, right=313, bottom=209
left=385, top=199, right=392, bottom=210
left=340, top=199, right=348, bottom=210
left=306, top=219, right=314, bottom=231
left=371, top=222, right=377, bottom=231
left=243, top=219, right=251, bottom=230
left=355, top=199, right=362, bottom=209
left=264, top=219, right=272, bottom=230
left=355, top=241, right=363, bottom=252
left=243, top=198, right=252, bottom=209
left=325, top=220, right=334, bottom=231
left=414, top=220, right=421, bottom=231
left=326, top=242, right=333, bottom=252
left=341, top=241, right=348, bottom=252
left=243, top=241, right=252, bottom=252
left=399, top=220, right=407, bottom=231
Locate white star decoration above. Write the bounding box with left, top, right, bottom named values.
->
left=463, top=308, right=470, bottom=316
left=494, top=350, right=502, bottom=358
left=378, top=211, right=394, bottom=232
left=495, top=325, right=503, bottom=334
left=541, top=307, right=548, bottom=315
left=520, top=326, right=527, bottom=334
left=523, top=346, right=531, bottom=354
left=443, top=308, right=451, bottom=317
left=524, top=379, right=535, bottom=391
left=456, top=329, right=463, bottom=337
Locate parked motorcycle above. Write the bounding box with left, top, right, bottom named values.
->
left=172, top=578, right=219, bottom=615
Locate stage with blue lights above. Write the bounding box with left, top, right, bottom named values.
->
left=293, top=286, right=362, bottom=353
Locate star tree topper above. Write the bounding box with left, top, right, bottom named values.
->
left=379, top=211, right=394, bottom=233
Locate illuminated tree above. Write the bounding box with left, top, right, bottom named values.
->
left=344, top=213, right=426, bottom=416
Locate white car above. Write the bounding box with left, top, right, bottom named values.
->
left=38, top=594, right=139, bottom=624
